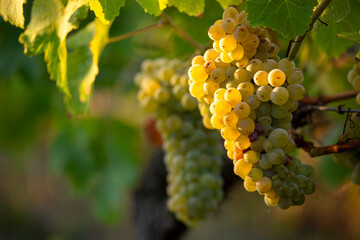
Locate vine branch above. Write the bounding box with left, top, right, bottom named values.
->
left=302, top=105, right=360, bottom=114
left=287, top=0, right=333, bottom=60
left=300, top=90, right=359, bottom=105
left=293, top=134, right=360, bottom=157
left=108, top=20, right=165, bottom=44
left=160, top=13, right=205, bottom=52
left=107, top=14, right=204, bottom=52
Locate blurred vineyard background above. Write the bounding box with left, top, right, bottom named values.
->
left=1, top=0, right=360, bottom=239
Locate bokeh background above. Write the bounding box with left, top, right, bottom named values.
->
left=0, top=0, right=359, bottom=239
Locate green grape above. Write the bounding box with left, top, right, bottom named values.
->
left=237, top=117, right=255, bottom=135
left=188, top=64, right=208, bottom=82
left=238, top=82, right=255, bottom=99
left=263, top=59, right=278, bottom=72
left=233, top=25, right=249, bottom=42
left=235, top=135, right=251, bottom=150
left=250, top=135, right=266, bottom=152
left=254, top=70, right=269, bottom=86
left=189, top=81, right=206, bottom=98
left=211, top=68, right=226, bottom=83
left=234, top=159, right=253, bottom=179
left=222, top=18, right=237, bottom=33
left=266, top=148, right=285, bottom=164
left=244, top=150, right=261, bottom=164
left=271, top=87, right=289, bottom=105
left=204, top=49, right=220, bottom=62
left=287, top=84, right=306, bottom=101
left=214, top=99, right=232, bottom=116
left=234, top=102, right=251, bottom=118
left=278, top=58, right=295, bottom=76
left=268, top=69, right=286, bottom=87
left=256, top=85, right=273, bottom=102
left=242, top=34, right=260, bottom=49
left=191, top=55, right=205, bottom=66
left=246, top=59, right=263, bottom=77
left=268, top=128, right=289, bottom=148
left=221, top=126, right=240, bottom=141
left=244, top=176, right=257, bottom=192
left=259, top=154, right=273, bottom=170
left=271, top=104, right=288, bottom=119
left=223, top=111, right=239, bottom=127
left=208, top=24, right=226, bottom=41
left=234, top=68, right=251, bottom=83
left=220, top=35, right=238, bottom=52
left=249, top=167, right=264, bottom=182
left=353, top=75, right=360, bottom=90
left=256, top=176, right=272, bottom=193
left=224, top=87, right=242, bottom=106
left=229, top=44, right=245, bottom=61
left=222, top=6, right=239, bottom=20
left=287, top=70, right=304, bottom=84
left=255, top=102, right=272, bottom=117
left=220, top=52, right=233, bottom=63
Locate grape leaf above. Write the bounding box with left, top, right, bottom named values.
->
left=216, top=0, right=241, bottom=9
left=135, top=0, right=163, bottom=16
left=168, top=0, right=205, bottom=16
left=0, top=0, right=26, bottom=28
left=245, top=0, right=317, bottom=40
left=337, top=31, right=360, bottom=43
left=19, top=0, right=89, bottom=97
left=65, top=19, right=110, bottom=115
left=312, top=0, right=360, bottom=58
left=314, top=0, right=350, bottom=30
left=87, top=0, right=125, bottom=25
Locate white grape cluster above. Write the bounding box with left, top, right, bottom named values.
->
left=347, top=62, right=360, bottom=105
left=136, top=58, right=224, bottom=226
left=188, top=7, right=315, bottom=209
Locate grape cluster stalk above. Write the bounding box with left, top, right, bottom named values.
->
left=188, top=7, right=315, bottom=209
left=136, top=58, right=224, bottom=226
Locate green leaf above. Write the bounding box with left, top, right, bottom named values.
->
left=337, top=31, right=360, bottom=43
left=65, top=19, right=110, bottom=114
left=0, top=0, right=26, bottom=28
left=320, top=155, right=351, bottom=188
left=216, top=0, right=241, bottom=9
left=312, top=0, right=360, bottom=58
left=19, top=0, right=89, bottom=97
left=87, top=0, right=125, bottom=24
left=168, top=0, right=205, bottom=16
left=135, top=0, right=163, bottom=16
left=314, top=0, right=350, bottom=30
left=245, top=0, right=317, bottom=40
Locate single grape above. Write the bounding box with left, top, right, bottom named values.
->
left=268, top=69, right=286, bottom=87
left=270, top=87, right=289, bottom=105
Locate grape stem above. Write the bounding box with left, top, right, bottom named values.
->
left=303, top=105, right=360, bottom=114
left=293, top=134, right=360, bottom=157
left=300, top=90, right=359, bottom=105
left=107, top=13, right=204, bottom=52
left=160, top=13, right=205, bottom=52
left=107, top=21, right=165, bottom=44
left=287, top=0, right=333, bottom=60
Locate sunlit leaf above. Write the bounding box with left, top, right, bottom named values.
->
left=0, top=0, right=27, bottom=28
left=87, top=0, right=125, bottom=24
left=245, top=0, right=317, bottom=40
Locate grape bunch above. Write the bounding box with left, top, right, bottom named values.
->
left=334, top=114, right=360, bottom=188
left=188, top=7, right=315, bottom=209
left=347, top=62, right=360, bottom=105
left=136, top=58, right=224, bottom=226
